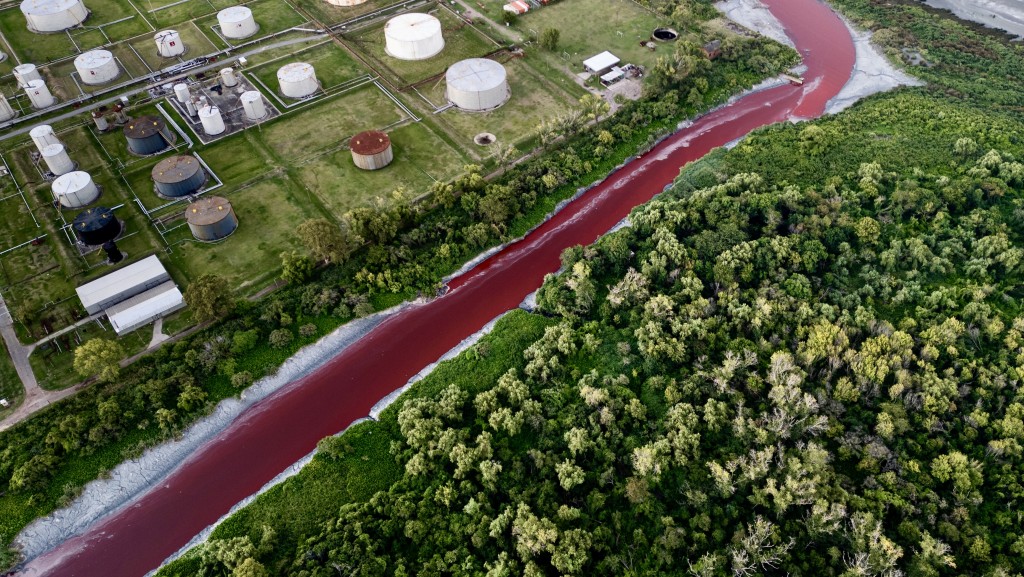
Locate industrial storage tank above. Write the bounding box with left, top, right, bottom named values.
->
left=123, top=115, right=172, bottom=155
left=25, top=79, right=55, bottom=109
left=276, top=62, right=317, bottom=98
left=155, top=30, right=185, bottom=58
left=72, top=206, right=120, bottom=245
left=384, top=13, right=444, bottom=61
left=198, top=106, right=225, bottom=135
left=446, top=58, right=509, bottom=111
left=91, top=109, right=109, bottom=131
left=350, top=130, right=393, bottom=170
left=75, top=49, right=119, bottom=85
left=152, top=155, right=206, bottom=197
left=186, top=196, right=237, bottom=241
left=13, top=63, right=41, bottom=87
left=220, top=68, right=238, bottom=87
left=52, top=170, right=99, bottom=208
left=240, top=90, right=267, bottom=120
left=41, top=143, right=74, bottom=175
left=173, top=82, right=190, bottom=103
left=0, top=93, right=16, bottom=122
left=217, top=6, right=257, bottom=39
left=30, top=124, right=59, bottom=151
left=20, top=0, right=88, bottom=32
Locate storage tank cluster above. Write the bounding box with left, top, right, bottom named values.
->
left=152, top=155, right=206, bottom=198
left=30, top=125, right=75, bottom=176
left=75, top=49, right=119, bottom=85
left=350, top=130, right=393, bottom=171
left=384, top=13, right=444, bottom=61
left=20, top=0, right=88, bottom=32
left=240, top=90, right=267, bottom=121
left=277, top=62, right=318, bottom=98
left=217, top=6, right=257, bottom=40
left=155, top=29, right=185, bottom=58
left=446, top=58, right=510, bottom=111
left=123, top=115, right=173, bottom=155
left=53, top=171, right=98, bottom=208
left=186, top=196, right=237, bottom=241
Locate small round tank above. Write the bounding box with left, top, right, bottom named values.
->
left=350, top=130, right=393, bottom=170
left=155, top=30, right=185, bottom=58
left=277, top=62, right=318, bottom=98
left=123, top=115, right=172, bottom=155
left=152, top=155, right=206, bottom=197
left=173, top=83, right=190, bottom=104
left=53, top=171, right=99, bottom=208
left=29, top=124, right=59, bottom=151
left=186, top=196, right=237, bottom=241
left=25, top=79, right=55, bottom=109
left=198, top=106, right=225, bottom=135
left=384, top=13, right=444, bottom=61
left=13, top=63, right=41, bottom=87
left=218, top=6, right=257, bottom=39
left=0, top=93, right=16, bottom=122
left=91, top=109, right=109, bottom=131
left=20, top=0, right=88, bottom=33
left=72, top=206, right=120, bottom=245
left=41, top=143, right=74, bottom=175
left=75, top=50, right=119, bottom=85
left=219, top=68, right=238, bottom=87
left=240, top=90, right=267, bottom=120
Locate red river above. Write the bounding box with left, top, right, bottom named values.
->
left=19, top=0, right=855, bottom=574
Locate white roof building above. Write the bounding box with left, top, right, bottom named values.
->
left=583, top=51, right=620, bottom=74
left=105, top=281, right=184, bottom=335
left=76, top=255, right=172, bottom=314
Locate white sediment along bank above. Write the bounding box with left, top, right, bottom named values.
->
left=715, top=0, right=795, bottom=48
left=825, top=22, right=924, bottom=114
left=922, top=0, right=1024, bottom=39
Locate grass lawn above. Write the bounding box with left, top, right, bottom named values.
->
left=164, top=176, right=324, bottom=292
left=0, top=349, right=22, bottom=421
left=296, top=120, right=468, bottom=216
left=249, top=41, right=366, bottom=93
left=427, top=57, right=578, bottom=155
left=141, top=0, right=236, bottom=29
left=127, top=22, right=219, bottom=71
left=349, top=6, right=500, bottom=87
left=291, top=0, right=406, bottom=28
left=194, top=0, right=307, bottom=49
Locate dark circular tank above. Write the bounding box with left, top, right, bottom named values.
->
left=186, top=196, right=238, bottom=241
left=73, top=206, right=121, bottom=245
left=123, top=115, right=172, bottom=155
left=152, top=155, right=207, bottom=198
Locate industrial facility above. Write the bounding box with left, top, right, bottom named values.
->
left=20, top=0, right=88, bottom=32
left=155, top=30, right=185, bottom=58
left=384, top=13, right=444, bottom=61
left=168, top=75, right=278, bottom=142
left=74, top=49, right=119, bottom=85
left=277, top=62, right=319, bottom=98
left=152, top=155, right=207, bottom=198
left=52, top=170, right=98, bottom=208
left=186, top=196, right=237, bottom=241
left=217, top=6, right=257, bottom=40
left=446, top=58, right=510, bottom=111
left=75, top=255, right=184, bottom=335
left=123, top=115, right=174, bottom=155
left=350, top=130, right=394, bottom=170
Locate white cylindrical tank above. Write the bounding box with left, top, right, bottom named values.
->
left=384, top=13, right=444, bottom=61
left=276, top=62, right=318, bottom=98
left=13, top=63, right=41, bottom=88
left=218, top=6, right=257, bottom=39
left=75, top=50, right=119, bottom=85
left=173, top=83, right=190, bottom=104
left=30, top=125, right=59, bottom=151
left=240, top=90, right=267, bottom=120
left=0, top=94, right=16, bottom=122
left=219, top=68, right=238, bottom=87
left=198, top=106, right=225, bottom=136
left=185, top=99, right=197, bottom=116
left=25, top=79, right=55, bottom=109
left=52, top=171, right=99, bottom=208
left=155, top=30, right=185, bottom=58
left=41, top=143, right=74, bottom=175
left=20, top=0, right=88, bottom=33
left=325, top=0, right=368, bottom=5
left=446, top=58, right=510, bottom=111
left=92, top=109, right=109, bottom=131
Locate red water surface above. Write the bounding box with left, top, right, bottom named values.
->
left=19, top=1, right=854, bottom=575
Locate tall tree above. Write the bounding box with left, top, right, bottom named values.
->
left=73, top=338, right=124, bottom=383
left=296, top=218, right=353, bottom=264
left=183, top=274, right=234, bottom=322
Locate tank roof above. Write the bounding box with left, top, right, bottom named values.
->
left=29, top=124, right=53, bottom=136
left=20, top=0, right=81, bottom=16
left=240, top=90, right=262, bottom=103
left=186, top=196, right=233, bottom=225
left=155, top=29, right=178, bottom=38
left=277, top=62, right=315, bottom=81
left=218, top=6, right=251, bottom=21
left=73, top=206, right=115, bottom=232
left=123, top=116, right=166, bottom=138
left=14, top=63, right=37, bottom=73
left=350, top=130, right=391, bottom=156
left=52, top=171, right=92, bottom=194
left=152, top=155, right=201, bottom=183
left=385, top=13, right=442, bottom=41
left=41, top=143, right=65, bottom=156
left=75, top=50, right=114, bottom=68
left=446, top=58, right=507, bottom=92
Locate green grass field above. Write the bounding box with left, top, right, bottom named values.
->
left=291, top=0, right=407, bottom=28
left=249, top=41, right=365, bottom=93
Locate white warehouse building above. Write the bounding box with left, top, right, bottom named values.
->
left=76, top=255, right=184, bottom=334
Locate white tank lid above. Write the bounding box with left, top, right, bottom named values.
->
left=277, top=62, right=315, bottom=81
left=20, top=0, right=82, bottom=16
left=30, top=124, right=54, bottom=136
left=75, top=50, right=114, bottom=68
left=41, top=143, right=65, bottom=156
left=218, top=6, right=252, bottom=22
left=52, top=170, right=92, bottom=193
left=385, top=13, right=442, bottom=42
